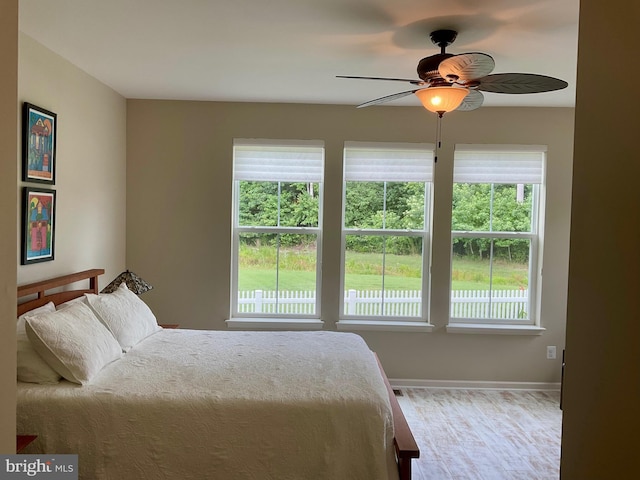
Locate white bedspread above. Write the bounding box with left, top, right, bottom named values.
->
left=17, top=329, right=397, bottom=480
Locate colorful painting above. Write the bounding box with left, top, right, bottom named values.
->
left=22, top=103, right=57, bottom=184
left=22, top=187, right=56, bottom=265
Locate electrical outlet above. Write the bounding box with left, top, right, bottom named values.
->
left=547, top=346, right=557, bottom=360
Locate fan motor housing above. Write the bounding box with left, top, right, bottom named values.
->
left=417, top=53, right=453, bottom=82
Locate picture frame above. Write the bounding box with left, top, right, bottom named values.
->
left=21, top=187, right=56, bottom=265
left=22, top=102, right=57, bottom=184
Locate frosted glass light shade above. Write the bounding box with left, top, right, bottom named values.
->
left=415, top=87, right=469, bottom=115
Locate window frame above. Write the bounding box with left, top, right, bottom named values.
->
left=339, top=141, right=435, bottom=324
left=230, top=139, right=324, bottom=321
left=449, top=144, right=546, bottom=327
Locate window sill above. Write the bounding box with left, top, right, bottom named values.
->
left=337, top=320, right=434, bottom=333
left=225, top=318, right=324, bottom=330
left=446, top=323, right=545, bottom=335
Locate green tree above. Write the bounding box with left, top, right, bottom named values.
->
left=452, top=183, right=532, bottom=262
left=239, top=181, right=319, bottom=247
left=344, top=181, right=426, bottom=254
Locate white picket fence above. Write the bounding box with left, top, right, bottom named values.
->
left=238, top=288, right=528, bottom=319
left=451, top=289, right=529, bottom=319
left=238, top=290, right=317, bottom=315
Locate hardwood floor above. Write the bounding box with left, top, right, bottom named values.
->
left=396, top=388, right=562, bottom=480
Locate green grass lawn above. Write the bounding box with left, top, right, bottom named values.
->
left=238, top=247, right=528, bottom=291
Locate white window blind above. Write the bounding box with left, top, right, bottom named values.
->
left=454, top=144, right=547, bottom=184
left=344, top=141, right=435, bottom=182
left=233, top=139, right=324, bottom=182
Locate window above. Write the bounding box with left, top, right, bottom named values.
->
left=340, top=141, right=434, bottom=323
left=231, top=139, right=324, bottom=319
left=450, top=145, right=546, bottom=325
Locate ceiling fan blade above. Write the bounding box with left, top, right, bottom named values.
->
left=337, top=75, right=425, bottom=86
left=356, top=89, right=418, bottom=108
left=438, top=53, right=495, bottom=83
left=476, top=73, right=568, bottom=94
left=455, top=90, right=484, bottom=112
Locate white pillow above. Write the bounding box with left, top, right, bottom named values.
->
left=17, top=302, right=61, bottom=384
left=25, top=302, right=123, bottom=385
left=85, top=282, right=161, bottom=352
left=56, top=295, right=88, bottom=310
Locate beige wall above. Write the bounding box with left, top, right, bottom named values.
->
left=0, top=0, right=18, bottom=454
left=127, top=100, right=574, bottom=383
left=17, top=33, right=127, bottom=287
left=560, top=1, right=640, bottom=477
left=1, top=29, right=126, bottom=449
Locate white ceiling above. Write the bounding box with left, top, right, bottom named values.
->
left=19, top=0, right=579, bottom=108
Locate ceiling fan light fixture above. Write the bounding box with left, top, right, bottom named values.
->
left=415, top=86, right=469, bottom=116
left=338, top=29, right=567, bottom=111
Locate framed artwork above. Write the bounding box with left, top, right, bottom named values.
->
left=21, top=187, right=56, bottom=265
left=22, top=102, right=57, bottom=184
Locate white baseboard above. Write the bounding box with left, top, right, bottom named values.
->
left=389, top=378, right=561, bottom=391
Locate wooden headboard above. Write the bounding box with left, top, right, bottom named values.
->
left=17, top=269, right=105, bottom=317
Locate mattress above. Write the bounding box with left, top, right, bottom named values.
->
left=17, top=329, right=397, bottom=480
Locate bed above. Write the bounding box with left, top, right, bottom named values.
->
left=16, top=269, right=419, bottom=479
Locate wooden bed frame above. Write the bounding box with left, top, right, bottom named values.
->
left=17, top=269, right=419, bottom=479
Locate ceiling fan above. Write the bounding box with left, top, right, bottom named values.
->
left=338, top=29, right=568, bottom=116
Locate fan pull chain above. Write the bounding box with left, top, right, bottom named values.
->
left=434, top=114, right=443, bottom=163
